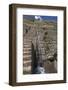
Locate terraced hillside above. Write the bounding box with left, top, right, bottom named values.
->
left=23, top=19, right=57, bottom=74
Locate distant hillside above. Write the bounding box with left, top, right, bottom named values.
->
left=23, top=19, right=57, bottom=31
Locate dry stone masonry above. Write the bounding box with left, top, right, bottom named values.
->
left=23, top=19, right=57, bottom=74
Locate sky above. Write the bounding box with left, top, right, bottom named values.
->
left=23, top=15, right=57, bottom=22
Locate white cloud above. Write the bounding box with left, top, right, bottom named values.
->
left=35, top=16, right=42, bottom=21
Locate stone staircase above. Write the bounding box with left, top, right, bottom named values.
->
left=23, top=38, right=32, bottom=74
left=23, top=24, right=57, bottom=74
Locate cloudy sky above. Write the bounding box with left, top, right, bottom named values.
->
left=23, top=15, right=57, bottom=22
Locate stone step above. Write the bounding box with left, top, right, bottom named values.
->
left=23, top=58, right=31, bottom=61
left=23, top=60, right=31, bottom=64
left=23, top=45, right=31, bottom=48
left=23, top=61, right=31, bottom=67
left=23, top=42, right=31, bottom=44
left=23, top=52, right=31, bottom=55
left=23, top=54, right=31, bottom=58
left=23, top=43, right=31, bottom=45
left=24, top=42, right=31, bottom=44
left=23, top=66, right=31, bottom=72
left=23, top=56, right=31, bottom=60
left=23, top=49, right=31, bottom=53
left=24, top=39, right=32, bottom=41
left=23, top=48, right=31, bottom=52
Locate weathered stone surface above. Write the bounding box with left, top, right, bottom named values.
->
left=23, top=19, right=57, bottom=74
